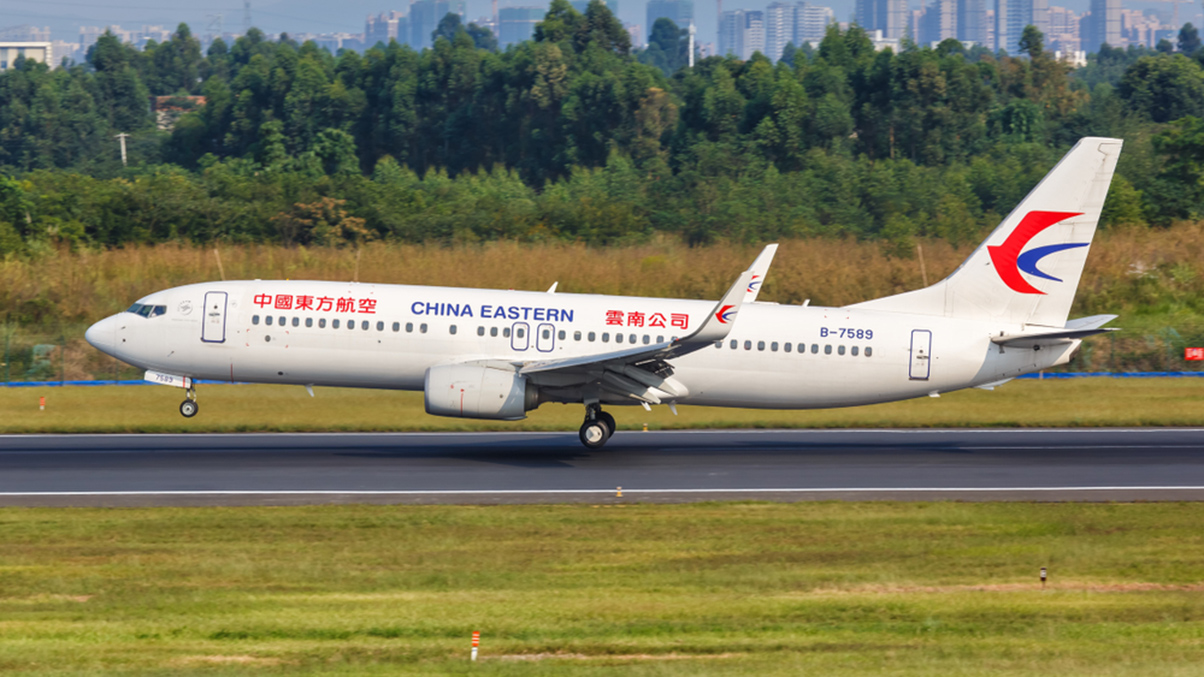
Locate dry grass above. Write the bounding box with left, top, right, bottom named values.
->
left=7, top=224, right=1204, bottom=328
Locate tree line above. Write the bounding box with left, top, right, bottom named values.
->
left=1, top=1, right=1204, bottom=254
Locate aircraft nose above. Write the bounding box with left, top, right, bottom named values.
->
left=85, top=315, right=117, bottom=356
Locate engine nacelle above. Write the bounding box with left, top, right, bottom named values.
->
left=424, top=363, right=538, bottom=420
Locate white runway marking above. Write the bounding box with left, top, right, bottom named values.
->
left=3, top=486, right=1204, bottom=497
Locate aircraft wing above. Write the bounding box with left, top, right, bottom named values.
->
left=516, top=267, right=755, bottom=406
left=744, top=244, right=778, bottom=303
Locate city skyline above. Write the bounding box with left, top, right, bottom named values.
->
left=7, top=0, right=1200, bottom=47
left=4, top=0, right=1199, bottom=63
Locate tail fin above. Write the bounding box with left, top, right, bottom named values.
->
left=852, top=137, right=1122, bottom=327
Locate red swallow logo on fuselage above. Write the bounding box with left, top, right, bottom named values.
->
left=987, top=211, right=1085, bottom=295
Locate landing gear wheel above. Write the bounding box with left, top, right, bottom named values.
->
left=179, top=399, right=199, bottom=418
left=597, top=411, right=616, bottom=436
left=579, top=420, right=609, bottom=449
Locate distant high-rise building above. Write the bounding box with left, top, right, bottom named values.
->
left=796, top=3, right=835, bottom=42
left=1047, top=5, right=1080, bottom=52
left=765, top=2, right=795, bottom=60
left=366, top=11, right=407, bottom=46
left=995, top=0, right=1049, bottom=53
left=499, top=6, right=544, bottom=46
left=743, top=10, right=765, bottom=57
left=855, top=0, right=907, bottom=40
left=1080, top=0, right=1120, bottom=52
left=0, top=41, right=52, bottom=72
left=719, top=9, right=765, bottom=58
left=957, top=0, right=987, bottom=44
left=646, top=0, right=693, bottom=37
left=919, top=0, right=956, bottom=44
left=409, top=0, right=465, bottom=50
left=626, top=22, right=642, bottom=46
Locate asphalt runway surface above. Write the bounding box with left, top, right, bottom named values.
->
left=2, top=428, right=1204, bottom=506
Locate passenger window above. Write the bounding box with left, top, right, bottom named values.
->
left=542, top=328, right=550, bottom=339
left=574, top=331, right=582, bottom=341
left=616, top=333, right=624, bottom=344
left=629, top=334, right=636, bottom=344
left=643, top=335, right=650, bottom=344
left=657, top=336, right=664, bottom=343
left=851, top=346, right=859, bottom=356
left=744, top=340, right=752, bottom=350
left=824, top=344, right=832, bottom=355
left=478, top=326, right=485, bottom=336
left=252, top=315, right=260, bottom=325
left=393, top=322, right=400, bottom=332
left=504, top=327, right=511, bottom=338
left=406, top=322, right=414, bottom=333
left=333, top=319, right=340, bottom=329
left=602, top=332, right=610, bottom=343
left=516, top=327, right=524, bottom=338
left=491, top=327, right=499, bottom=337
left=757, top=341, right=765, bottom=351
left=715, top=341, right=722, bottom=349
left=771, top=342, right=778, bottom=352
left=784, top=342, right=791, bottom=353
left=306, top=318, right=313, bottom=328
left=838, top=345, right=846, bottom=355
left=319, top=318, right=326, bottom=328
left=361, top=321, right=368, bottom=331
left=265, top=316, right=273, bottom=326
left=730, top=339, right=738, bottom=349
left=811, top=344, right=819, bottom=354
left=278, top=316, right=285, bottom=326
left=420, top=324, right=428, bottom=333
left=347, top=321, right=354, bottom=330
left=376, top=321, right=384, bottom=331
left=450, top=325, right=457, bottom=335
left=559, top=330, right=566, bottom=340
left=292, top=317, right=300, bottom=327
left=865, top=347, right=873, bottom=357
left=588, top=332, right=596, bottom=342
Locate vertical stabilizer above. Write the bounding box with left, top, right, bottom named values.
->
left=852, top=137, right=1122, bottom=327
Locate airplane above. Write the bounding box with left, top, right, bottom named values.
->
left=86, top=137, right=1122, bottom=448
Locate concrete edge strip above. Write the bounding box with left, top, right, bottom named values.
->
left=4, top=487, right=1204, bottom=497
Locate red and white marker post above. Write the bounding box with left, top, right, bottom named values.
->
left=471, top=630, right=480, bottom=661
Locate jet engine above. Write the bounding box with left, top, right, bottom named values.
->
left=424, top=363, right=539, bottom=420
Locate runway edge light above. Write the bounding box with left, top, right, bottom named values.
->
left=471, top=630, right=479, bottom=661
left=1041, top=567, right=1047, bottom=589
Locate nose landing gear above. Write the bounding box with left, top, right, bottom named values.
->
left=179, top=386, right=199, bottom=418
left=578, top=404, right=616, bottom=449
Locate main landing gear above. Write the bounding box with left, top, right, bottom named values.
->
left=579, top=404, right=617, bottom=449
left=179, top=386, right=199, bottom=418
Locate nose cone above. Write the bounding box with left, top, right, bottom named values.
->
left=85, top=315, right=118, bottom=357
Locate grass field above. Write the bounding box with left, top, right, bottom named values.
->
left=1, top=502, right=1203, bottom=675
left=3, top=377, right=1204, bottom=433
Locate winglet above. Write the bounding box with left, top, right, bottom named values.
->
left=675, top=269, right=753, bottom=347
left=744, top=244, right=778, bottom=303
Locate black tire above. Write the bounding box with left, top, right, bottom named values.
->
left=180, top=400, right=199, bottom=418
left=579, top=420, right=609, bottom=449
left=597, top=411, right=616, bottom=437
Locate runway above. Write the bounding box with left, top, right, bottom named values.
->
left=1, top=429, right=1204, bottom=506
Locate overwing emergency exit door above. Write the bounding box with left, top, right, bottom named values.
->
left=201, top=291, right=228, bottom=343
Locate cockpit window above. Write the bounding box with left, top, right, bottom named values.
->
left=126, top=303, right=166, bottom=318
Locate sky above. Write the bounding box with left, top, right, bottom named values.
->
left=4, top=0, right=1200, bottom=50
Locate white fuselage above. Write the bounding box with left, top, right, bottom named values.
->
left=87, top=280, right=1077, bottom=410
